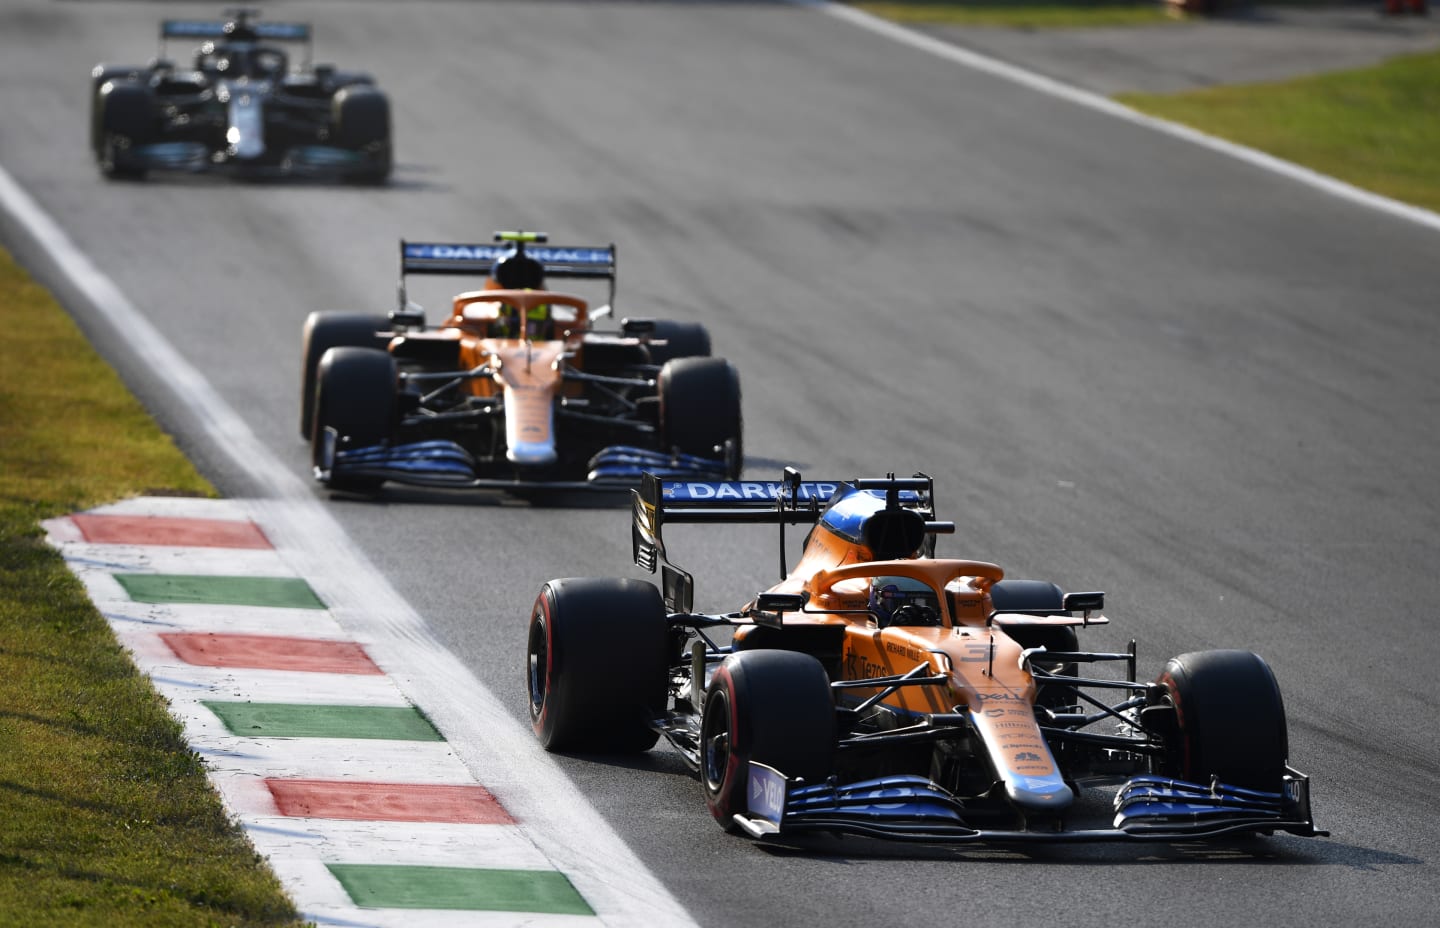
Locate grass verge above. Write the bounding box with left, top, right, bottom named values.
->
left=0, top=245, right=305, bottom=926
left=852, top=0, right=1174, bottom=28
left=1118, top=50, right=1440, bottom=214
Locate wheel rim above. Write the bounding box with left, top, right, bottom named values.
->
left=527, top=608, right=549, bottom=718
left=701, top=690, right=732, bottom=795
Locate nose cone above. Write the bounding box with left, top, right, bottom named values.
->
left=503, top=384, right=557, bottom=466
left=227, top=91, right=265, bottom=159
left=506, top=439, right=557, bottom=466
left=497, top=345, right=563, bottom=468
left=1004, top=774, right=1074, bottom=812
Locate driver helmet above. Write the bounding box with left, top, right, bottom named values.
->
left=493, top=251, right=544, bottom=290
left=868, top=576, right=940, bottom=628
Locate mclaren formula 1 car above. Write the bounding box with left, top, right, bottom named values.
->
left=526, top=471, right=1325, bottom=843
left=301, top=232, right=743, bottom=493
left=90, top=8, right=391, bottom=182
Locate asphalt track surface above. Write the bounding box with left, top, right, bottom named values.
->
left=3, top=2, right=1439, bottom=926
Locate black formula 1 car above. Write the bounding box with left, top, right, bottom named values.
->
left=90, top=8, right=391, bottom=182
left=301, top=232, right=743, bottom=493
left=526, top=471, right=1325, bottom=843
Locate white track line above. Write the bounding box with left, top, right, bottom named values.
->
left=808, top=0, right=1440, bottom=234
left=0, top=162, right=698, bottom=928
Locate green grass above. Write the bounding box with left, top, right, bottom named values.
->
left=852, top=0, right=1174, bottom=28
left=0, top=246, right=305, bottom=926
left=1118, top=50, right=1440, bottom=214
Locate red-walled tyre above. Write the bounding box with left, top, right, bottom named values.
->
left=527, top=578, right=669, bottom=753
left=701, top=649, right=835, bottom=830
left=1154, top=649, right=1289, bottom=791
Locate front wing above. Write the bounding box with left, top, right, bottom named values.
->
left=734, top=764, right=1326, bottom=843
left=315, top=433, right=731, bottom=489
left=114, top=140, right=380, bottom=177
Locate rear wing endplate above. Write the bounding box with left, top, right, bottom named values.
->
left=632, top=470, right=845, bottom=613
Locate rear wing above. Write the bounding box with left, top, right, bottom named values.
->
left=399, top=236, right=618, bottom=310
left=160, top=20, right=312, bottom=42
left=632, top=470, right=948, bottom=613
left=160, top=11, right=312, bottom=67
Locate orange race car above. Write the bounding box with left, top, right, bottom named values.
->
left=526, top=471, right=1325, bottom=843
left=301, top=231, right=742, bottom=493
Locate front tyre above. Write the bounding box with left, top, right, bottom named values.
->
left=701, top=649, right=836, bottom=830
left=1154, top=649, right=1289, bottom=791
left=332, top=86, right=392, bottom=185
left=659, top=356, right=743, bottom=474
left=300, top=312, right=389, bottom=439
left=94, top=80, right=154, bottom=180
left=311, top=346, right=396, bottom=493
left=527, top=578, right=670, bottom=753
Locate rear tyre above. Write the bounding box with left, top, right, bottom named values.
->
left=701, top=649, right=836, bottom=830
left=94, top=80, right=154, bottom=180
left=300, top=312, right=389, bottom=439
left=646, top=320, right=711, bottom=363
left=311, top=347, right=396, bottom=493
left=527, top=578, right=670, bottom=753
left=990, top=579, right=1066, bottom=615
left=658, top=357, right=742, bottom=472
left=1010, top=624, right=1079, bottom=710
left=1154, top=649, right=1289, bottom=791
left=332, top=86, right=392, bottom=184
left=991, top=580, right=1078, bottom=705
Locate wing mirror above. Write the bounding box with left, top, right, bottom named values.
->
left=751, top=592, right=809, bottom=628
left=388, top=300, right=426, bottom=330
left=1062, top=591, right=1105, bottom=615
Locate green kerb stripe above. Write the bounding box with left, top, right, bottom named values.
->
left=202, top=702, right=444, bottom=740
left=115, top=573, right=325, bottom=609
left=326, top=864, right=593, bottom=914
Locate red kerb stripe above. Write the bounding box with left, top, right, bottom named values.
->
left=71, top=514, right=271, bottom=548
left=266, top=779, right=515, bottom=824
left=161, top=633, right=383, bottom=675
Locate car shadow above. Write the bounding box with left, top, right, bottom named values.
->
left=323, top=484, right=634, bottom=510
left=99, top=162, right=447, bottom=192
left=755, top=831, right=1412, bottom=868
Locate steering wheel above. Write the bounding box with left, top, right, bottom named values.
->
left=888, top=604, right=940, bottom=627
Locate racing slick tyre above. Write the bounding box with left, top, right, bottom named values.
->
left=645, top=320, right=711, bottom=363
left=701, top=649, right=836, bottom=831
left=658, top=357, right=743, bottom=475
left=90, top=66, right=142, bottom=152
left=1004, top=624, right=1078, bottom=710
left=527, top=578, right=670, bottom=753
left=332, top=86, right=392, bottom=185
left=990, top=580, right=1079, bottom=706
left=1154, top=649, right=1289, bottom=791
left=94, top=80, right=154, bottom=180
left=311, top=347, right=397, bottom=493
left=300, top=312, right=390, bottom=439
